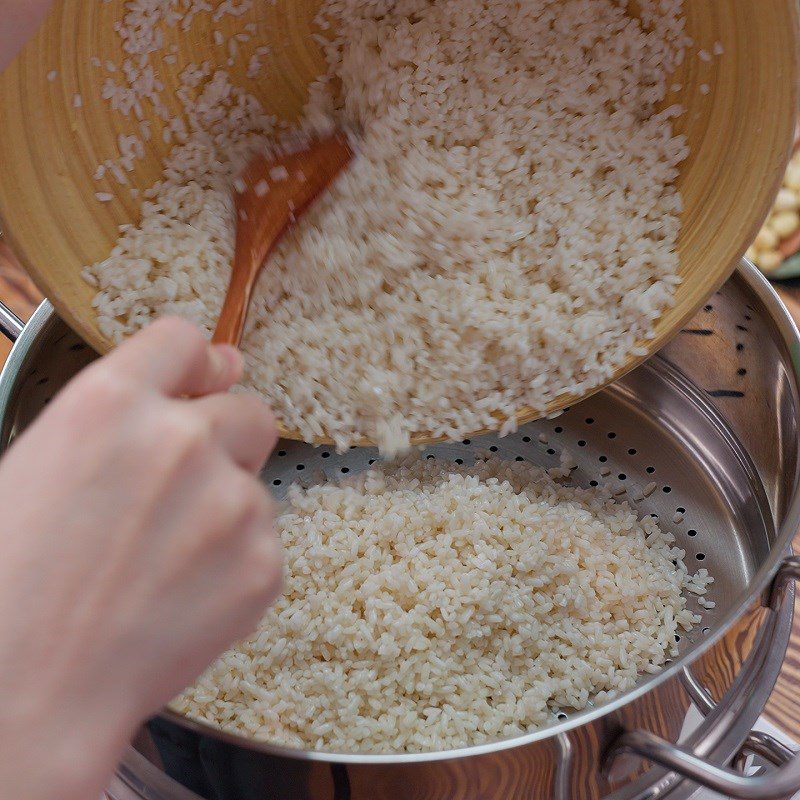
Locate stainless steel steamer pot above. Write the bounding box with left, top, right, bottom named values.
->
left=2, top=260, right=800, bottom=800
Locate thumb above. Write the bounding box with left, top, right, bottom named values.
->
left=108, top=317, right=244, bottom=397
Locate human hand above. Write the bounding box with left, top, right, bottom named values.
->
left=0, top=0, right=57, bottom=72
left=0, top=318, right=281, bottom=800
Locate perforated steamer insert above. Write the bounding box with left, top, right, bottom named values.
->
left=1, top=260, right=800, bottom=800
left=264, top=367, right=756, bottom=660
left=202, top=271, right=779, bottom=673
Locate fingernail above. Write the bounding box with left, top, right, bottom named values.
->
left=211, top=344, right=244, bottom=378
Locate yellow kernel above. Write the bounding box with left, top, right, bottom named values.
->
left=775, top=187, right=800, bottom=212
left=754, top=227, right=779, bottom=250
left=785, top=161, right=800, bottom=190
left=771, top=210, right=800, bottom=239
left=757, top=250, right=783, bottom=272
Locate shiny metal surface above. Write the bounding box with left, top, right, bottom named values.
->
left=733, top=731, right=797, bottom=772
left=736, top=730, right=796, bottom=769
left=612, top=558, right=800, bottom=800
left=106, top=594, right=796, bottom=800
left=1, top=260, right=799, bottom=799
left=0, top=298, right=23, bottom=342
left=679, top=668, right=716, bottom=717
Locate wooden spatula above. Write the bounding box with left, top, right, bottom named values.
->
left=213, top=132, right=354, bottom=346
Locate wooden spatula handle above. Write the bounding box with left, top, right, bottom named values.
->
left=212, top=269, right=255, bottom=347
left=213, top=133, right=353, bottom=347
left=213, top=204, right=293, bottom=346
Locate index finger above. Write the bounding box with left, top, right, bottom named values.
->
left=107, top=317, right=244, bottom=397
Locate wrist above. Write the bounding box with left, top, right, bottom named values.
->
left=0, top=687, right=135, bottom=800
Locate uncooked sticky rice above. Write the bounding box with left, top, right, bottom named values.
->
left=173, top=455, right=711, bottom=752
left=85, top=0, right=690, bottom=454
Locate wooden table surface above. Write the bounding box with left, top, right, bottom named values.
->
left=0, top=244, right=799, bottom=741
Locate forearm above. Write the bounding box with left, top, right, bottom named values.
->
left=0, top=567, right=137, bottom=800
left=0, top=706, right=130, bottom=800
left=0, top=0, right=54, bottom=72
left=0, top=658, right=128, bottom=800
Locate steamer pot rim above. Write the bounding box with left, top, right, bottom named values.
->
left=1, top=259, right=798, bottom=764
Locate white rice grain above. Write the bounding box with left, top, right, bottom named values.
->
left=85, top=0, right=689, bottom=456
left=174, top=455, right=709, bottom=752
left=268, top=165, right=289, bottom=181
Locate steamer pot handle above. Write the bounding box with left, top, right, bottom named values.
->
left=605, top=555, right=800, bottom=800
left=0, top=300, right=23, bottom=343
left=733, top=730, right=796, bottom=771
